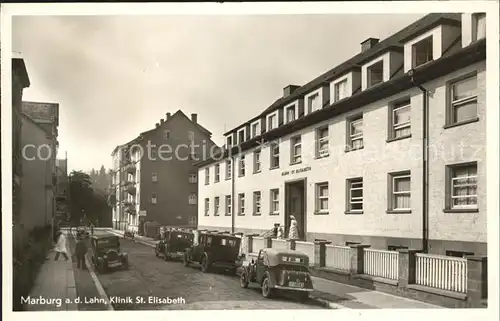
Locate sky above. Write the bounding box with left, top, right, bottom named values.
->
left=12, top=13, right=425, bottom=172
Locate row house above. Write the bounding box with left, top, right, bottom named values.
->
left=196, top=13, right=487, bottom=256
left=110, top=110, right=217, bottom=234
left=20, top=101, right=60, bottom=232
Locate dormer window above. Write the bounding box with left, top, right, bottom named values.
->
left=285, top=105, right=296, bottom=123
left=267, top=113, right=277, bottom=131
left=412, top=36, right=433, bottom=68
left=472, top=13, right=486, bottom=41
left=367, top=61, right=383, bottom=88
left=238, top=128, right=245, bottom=144
left=307, top=93, right=320, bottom=113
left=251, top=120, right=261, bottom=138
left=227, top=136, right=233, bottom=148
left=334, top=79, right=348, bottom=102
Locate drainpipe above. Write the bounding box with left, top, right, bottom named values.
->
left=231, top=154, right=236, bottom=234
left=408, top=68, right=429, bottom=253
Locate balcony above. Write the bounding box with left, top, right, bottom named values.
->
left=127, top=184, right=137, bottom=195
left=125, top=162, right=136, bottom=174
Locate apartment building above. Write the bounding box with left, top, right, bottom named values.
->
left=55, top=157, right=70, bottom=223
left=20, top=101, right=60, bottom=231
left=12, top=55, right=31, bottom=235
left=111, top=110, right=217, bottom=233
left=196, top=13, right=487, bottom=256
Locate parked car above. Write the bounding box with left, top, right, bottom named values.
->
left=239, top=248, right=314, bottom=300
left=183, top=230, right=241, bottom=274
left=155, top=228, right=194, bottom=261
left=89, top=235, right=128, bottom=272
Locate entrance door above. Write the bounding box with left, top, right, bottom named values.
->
left=285, top=179, right=306, bottom=240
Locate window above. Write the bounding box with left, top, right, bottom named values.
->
left=347, top=178, right=363, bottom=212
left=290, top=136, right=302, bottom=164
left=268, top=114, right=276, bottom=131
left=345, top=241, right=361, bottom=246
left=286, top=106, right=296, bottom=123
left=188, top=131, right=195, bottom=142
left=152, top=172, right=158, bottom=182
left=151, top=148, right=157, bottom=160
left=227, top=136, right=233, bottom=148
left=367, top=61, right=383, bottom=88
left=308, top=93, right=320, bottom=113
left=188, top=193, right=197, bottom=205
left=270, top=143, right=280, bottom=169
left=214, top=197, right=220, bottom=216
left=251, top=122, right=260, bottom=138
left=446, top=250, right=474, bottom=258
left=226, top=160, right=232, bottom=180
left=334, top=79, right=348, bottom=102
left=412, top=36, right=433, bottom=68
left=205, top=168, right=210, bottom=185
left=225, top=195, right=232, bottom=216
left=214, top=164, right=220, bottom=183
left=238, top=130, right=245, bottom=144
left=316, top=127, right=329, bottom=158
left=163, top=130, right=170, bottom=140
left=315, top=183, right=329, bottom=213
left=390, top=99, right=411, bottom=139
left=389, top=172, right=411, bottom=211
left=449, top=75, right=478, bottom=124
left=238, top=193, right=245, bottom=215
left=447, top=163, right=478, bottom=209
left=253, top=191, right=261, bottom=215
left=270, top=189, right=279, bottom=215
left=472, top=13, right=486, bottom=41
left=347, top=116, right=363, bottom=150
left=189, top=216, right=197, bottom=226
left=151, top=193, right=157, bottom=204
left=388, top=245, right=408, bottom=251
left=254, top=150, right=261, bottom=173
left=239, top=155, right=246, bottom=176
left=189, top=173, right=197, bottom=183
left=204, top=198, right=210, bottom=216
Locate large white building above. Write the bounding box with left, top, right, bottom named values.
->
left=196, top=13, right=487, bottom=256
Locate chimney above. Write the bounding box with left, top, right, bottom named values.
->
left=155, top=123, right=160, bottom=128
left=361, top=38, right=379, bottom=52
left=166, top=112, right=171, bottom=120
left=283, top=85, right=300, bottom=98
left=160, top=119, right=164, bottom=124
left=191, top=113, right=198, bottom=124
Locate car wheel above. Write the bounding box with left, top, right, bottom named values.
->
left=200, top=254, right=210, bottom=273
left=182, top=253, right=190, bottom=267
left=261, top=276, right=275, bottom=298
left=240, top=271, right=249, bottom=288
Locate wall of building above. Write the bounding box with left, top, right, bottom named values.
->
left=198, top=61, right=486, bottom=254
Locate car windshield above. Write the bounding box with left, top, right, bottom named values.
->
left=280, top=255, right=306, bottom=264
left=97, top=238, right=119, bottom=249
left=219, top=237, right=239, bottom=248
left=171, top=232, right=191, bottom=240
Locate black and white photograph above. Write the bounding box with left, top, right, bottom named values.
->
left=1, top=1, right=498, bottom=320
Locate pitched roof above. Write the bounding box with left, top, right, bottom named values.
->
left=224, top=13, right=461, bottom=135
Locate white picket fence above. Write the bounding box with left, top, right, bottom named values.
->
left=325, top=245, right=351, bottom=271
left=363, top=248, right=399, bottom=280
left=415, top=253, right=468, bottom=293
left=272, top=239, right=289, bottom=251
left=295, top=241, right=315, bottom=267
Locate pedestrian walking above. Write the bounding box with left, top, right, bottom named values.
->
left=75, top=235, right=88, bottom=269
left=288, top=215, right=299, bottom=240
left=277, top=225, right=284, bottom=239
left=53, top=231, right=69, bottom=261
left=90, top=222, right=94, bottom=236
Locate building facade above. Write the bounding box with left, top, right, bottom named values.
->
left=55, top=158, right=70, bottom=223
left=20, top=101, right=60, bottom=231
left=111, top=110, right=217, bottom=233
left=12, top=56, right=31, bottom=236
left=196, top=13, right=487, bottom=256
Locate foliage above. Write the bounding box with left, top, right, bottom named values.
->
left=69, top=170, right=111, bottom=226
left=13, top=225, right=52, bottom=311
left=88, top=165, right=112, bottom=194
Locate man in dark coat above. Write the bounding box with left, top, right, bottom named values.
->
left=75, top=236, right=88, bottom=269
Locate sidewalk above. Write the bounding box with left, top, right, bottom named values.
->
left=108, top=229, right=443, bottom=309
left=24, top=231, right=78, bottom=311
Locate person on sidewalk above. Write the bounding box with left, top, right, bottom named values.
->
left=54, top=231, right=69, bottom=261
left=75, top=236, right=88, bottom=269
left=288, top=215, right=299, bottom=240
left=90, top=222, right=94, bottom=236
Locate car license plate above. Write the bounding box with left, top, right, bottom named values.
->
left=108, top=262, right=121, bottom=268
left=288, top=281, right=305, bottom=288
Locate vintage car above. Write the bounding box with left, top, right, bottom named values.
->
left=239, top=248, right=314, bottom=300
left=183, top=230, right=241, bottom=274
left=89, top=235, right=129, bottom=272
left=155, top=228, right=194, bottom=261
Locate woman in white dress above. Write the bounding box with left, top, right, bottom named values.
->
left=288, top=216, right=299, bottom=240
left=54, top=231, right=69, bottom=261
